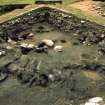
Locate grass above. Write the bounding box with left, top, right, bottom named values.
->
left=0, top=0, right=34, bottom=5
left=64, top=0, right=81, bottom=4
left=0, top=0, right=80, bottom=5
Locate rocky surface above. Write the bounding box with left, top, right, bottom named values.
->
left=85, top=97, right=104, bottom=105
left=92, top=2, right=105, bottom=17
left=0, top=7, right=105, bottom=45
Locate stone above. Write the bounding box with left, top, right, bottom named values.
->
left=81, top=20, right=85, bottom=24
left=7, top=38, right=17, bottom=44
left=6, top=46, right=13, bottom=50
left=27, top=13, right=31, bottom=16
left=48, top=69, right=63, bottom=82
left=88, top=97, right=103, bottom=103
left=54, top=45, right=63, bottom=52
left=0, top=72, right=8, bottom=82
left=20, top=43, right=34, bottom=54
left=85, top=102, right=99, bottom=105
left=20, top=43, right=34, bottom=49
left=102, top=13, right=105, bottom=16
left=27, top=44, right=34, bottom=49
left=42, top=39, right=54, bottom=47
left=20, top=43, right=28, bottom=48
left=101, top=34, right=105, bottom=38
left=84, top=97, right=103, bottom=105
left=27, top=33, right=34, bottom=39
left=0, top=50, right=6, bottom=56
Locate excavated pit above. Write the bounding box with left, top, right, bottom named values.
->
left=0, top=6, right=105, bottom=105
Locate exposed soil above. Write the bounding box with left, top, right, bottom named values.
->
left=68, top=0, right=101, bottom=17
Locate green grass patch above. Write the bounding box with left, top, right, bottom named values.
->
left=64, top=0, right=82, bottom=4
left=0, top=0, right=34, bottom=5
left=0, top=0, right=81, bottom=5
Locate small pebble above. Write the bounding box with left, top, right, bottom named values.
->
left=0, top=50, right=6, bottom=56
left=88, top=97, right=103, bottom=103
left=20, top=43, right=28, bottom=48
left=81, top=20, right=85, bottom=24
left=54, top=45, right=63, bottom=52
left=27, top=33, right=34, bottom=39
left=42, top=39, right=54, bottom=47
left=8, top=38, right=17, bottom=44
left=101, top=34, right=105, bottom=38
left=85, top=102, right=99, bottom=105
left=6, top=46, right=13, bottom=50
left=48, top=74, right=55, bottom=81
left=27, top=44, right=34, bottom=49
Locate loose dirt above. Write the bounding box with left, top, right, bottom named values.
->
left=68, top=0, right=101, bottom=16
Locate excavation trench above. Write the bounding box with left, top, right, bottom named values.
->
left=0, top=6, right=105, bottom=105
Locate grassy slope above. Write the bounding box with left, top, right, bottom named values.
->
left=0, top=0, right=80, bottom=5
left=0, top=0, right=34, bottom=5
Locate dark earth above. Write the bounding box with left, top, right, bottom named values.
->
left=0, top=4, right=29, bottom=16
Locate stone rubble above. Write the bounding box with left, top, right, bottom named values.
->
left=88, top=97, right=103, bottom=103
left=85, top=97, right=103, bottom=105
left=20, top=43, right=35, bottom=54
left=20, top=43, right=34, bottom=49
left=6, top=46, right=13, bottom=50
left=20, top=40, right=63, bottom=54
left=0, top=7, right=105, bottom=46
left=92, top=3, right=105, bottom=17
